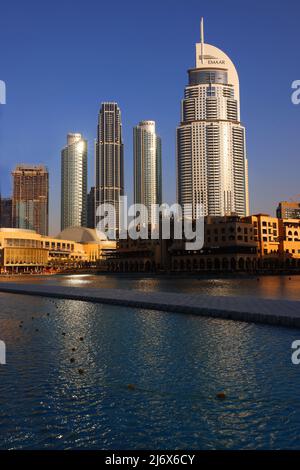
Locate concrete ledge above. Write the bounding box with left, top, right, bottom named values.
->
left=0, top=282, right=300, bottom=328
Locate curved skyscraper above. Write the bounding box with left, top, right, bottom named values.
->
left=134, top=120, right=162, bottom=223
left=61, top=133, right=87, bottom=231
left=177, top=19, right=249, bottom=218
left=95, top=102, right=124, bottom=235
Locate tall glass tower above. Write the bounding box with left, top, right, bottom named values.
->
left=177, top=19, right=249, bottom=218
left=134, top=120, right=162, bottom=223
left=61, top=133, right=87, bottom=231
left=95, top=102, right=124, bottom=235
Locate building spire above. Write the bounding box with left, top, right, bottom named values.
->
left=200, top=17, right=204, bottom=64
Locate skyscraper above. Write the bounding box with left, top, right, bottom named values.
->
left=0, top=196, right=12, bottom=228
left=95, top=102, right=124, bottom=235
left=133, top=120, right=162, bottom=222
left=177, top=19, right=249, bottom=218
left=12, top=165, right=49, bottom=235
left=87, top=186, right=96, bottom=229
left=61, top=133, right=87, bottom=231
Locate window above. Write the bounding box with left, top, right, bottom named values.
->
left=206, top=87, right=216, bottom=97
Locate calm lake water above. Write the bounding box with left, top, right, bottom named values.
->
left=0, top=288, right=300, bottom=449
left=5, top=273, right=300, bottom=301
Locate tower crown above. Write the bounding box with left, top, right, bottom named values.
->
left=194, top=18, right=240, bottom=101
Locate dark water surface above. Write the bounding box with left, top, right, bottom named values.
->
left=0, top=291, right=300, bottom=449
left=6, top=273, right=300, bottom=301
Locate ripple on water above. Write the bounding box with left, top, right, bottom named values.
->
left=0, top=292, right=300, bottom=449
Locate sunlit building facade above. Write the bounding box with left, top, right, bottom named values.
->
left=133, top=120, right=162, bottom=223
left=177, top=20, right=249, bottom=219
left=61, top=133, right=87, bottom=231
left=243, top=214, right=300, bottom=269
left=0, top=227, right=116, bottom=273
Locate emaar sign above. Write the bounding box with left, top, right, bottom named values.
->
left=0, top=80, right=6, bottom=104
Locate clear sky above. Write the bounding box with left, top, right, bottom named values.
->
left=0, top=0, right=299, bottom=235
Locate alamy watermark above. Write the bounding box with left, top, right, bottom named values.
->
left=291, top=340, right=300, bottom=365
left=96, top=197, right=205, bottom=250
left=291, top=80, right=300, bottom=105
left=0, top=340, right=6, bottom=365
left=0, top=80, right=6, bottom=104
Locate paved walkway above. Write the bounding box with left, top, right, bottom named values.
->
left=0, top=282, right=300, bottom=328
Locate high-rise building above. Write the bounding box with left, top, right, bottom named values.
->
left=87, top=186, right=96, bottom=229
left=0, top=196, right=12, bottom=228
left=61, top=133, right=87, bottom=231
left=177, top=19, right=249, bottom=219
left=95, top=102, right=124, bottom=235
left=277, top=201, right=300, bottom=219
left=12, top=165, right=49, bottom=235
left=133, top=120, right=162, bottom=222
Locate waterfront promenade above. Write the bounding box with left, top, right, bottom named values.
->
left=0, top=282, right=300, bottom=328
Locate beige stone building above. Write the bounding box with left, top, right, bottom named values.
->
left=0, top=227, right=115, bottom=273
left=243, top=214, right=300, bottom=269
left=170, top=216, right=257, bottom=272
left=107, top=216, right=257, bottom=273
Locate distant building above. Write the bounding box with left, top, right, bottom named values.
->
left=61, top=133, right=87, bottom=231
left=87, top=187, right=96, bottom=229
left=133, top=120, right=162, bottom=223
left=276, top=201, right=300, bottom=219
left=12, top=164, right=49, bottom=236
left=0, top=196, right=12, bottom=228
left=95, top=102, right=124, bottom=235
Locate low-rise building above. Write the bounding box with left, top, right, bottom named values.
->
left=107, top=216, right=257, bottom=273
left=243, top=214, right=300, bottom=269
left=243, top=214, right=279, bottom=257
left=0, top=227, right=115, bottom=273
left=171, top=216, right=257, bottom=272
left=279, top=218, right=300, bottom=268
left=106, top=227, right=171, bottom=273
left=57, top=226, right=116, bottom=264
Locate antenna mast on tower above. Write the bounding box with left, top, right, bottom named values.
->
left=200, top=17, right=205, bottom=64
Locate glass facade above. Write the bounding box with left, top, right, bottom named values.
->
left=61, top=134, right=87, bottom=231
left=95, top=103, right=124, bottom=235
left=133, top=121, right=162, bottom=224
left=188, top=69, right=228, bottom=86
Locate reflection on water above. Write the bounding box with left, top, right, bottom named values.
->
left=0, top=292, right=300, bottom=449
left=8, top=273, right=300, bottom=301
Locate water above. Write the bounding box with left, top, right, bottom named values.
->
left=4, top=273, right=300, bottom=301
left=0, top=291, right=300, bottom=449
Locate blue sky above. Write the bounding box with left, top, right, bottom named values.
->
left=0, top=0, right=299, bottom=234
